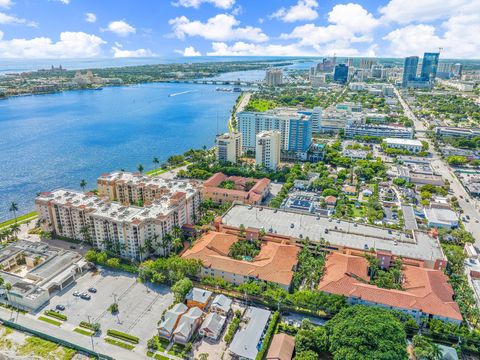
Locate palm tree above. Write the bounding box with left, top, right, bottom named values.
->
left=429, top=343, right=443, bottom=360
left=9, top=202, right=18, bottom=223
left=10, top=223, right=20, bottom=240
left=138, top=164, right=144, bottom=174
left=152, top=157, right=160, bottom=169
left=4, top=282, right=12, bottom=317
left=172, top=236, right=183, bottom=253
left=80, top=179, right=87, bottom=191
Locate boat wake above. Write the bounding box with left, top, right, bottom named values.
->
left=168, top=90, right=196, bottom=97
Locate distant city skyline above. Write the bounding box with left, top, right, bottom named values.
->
left=0, top=0, right=478, bottom=59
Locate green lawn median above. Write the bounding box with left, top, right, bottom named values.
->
left=74, top=328, right=94, bottom=336
left=106, top=329, right=139, bottom=344
left=44, top=310, right=67, bottom=321
left=104, top=337, right=135, bottom=350
left=38, top=316, right=61, bottom=326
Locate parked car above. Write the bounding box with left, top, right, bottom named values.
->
left=56, top=305, right=65, bottom=311
left=80, top=293, right=91, bottom=300
left=73, top=291, right=80, bottom=297
left=88, top=287, right=97, bottom=293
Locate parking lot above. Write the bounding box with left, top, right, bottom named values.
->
left=43, top=268, right=173, bottom=345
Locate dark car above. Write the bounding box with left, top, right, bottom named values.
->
left=88, top=287, right=97, bottom=293
left=56, top=305, right=65, bottom=311
left=80, top=293, right=91, bottom=300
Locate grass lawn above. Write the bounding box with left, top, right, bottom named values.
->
left=38, top=316, right=61, bottom=326
left=168, top=344, right=185, bottom=357
left=18, top=336, right=75, bottom=360
left=145, top=162, right=190, bottom=177
left=0, top=211, right=38, bottom=229
left=73, top=328, right=93, bottom=336
left=104, top=337, right=135, bottom=350
left=155, top=354, right=170, bottom=360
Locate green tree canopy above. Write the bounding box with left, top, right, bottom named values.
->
left=171, top=278, right=193, bottom=302
left=326, top=305, right=408, bottom=360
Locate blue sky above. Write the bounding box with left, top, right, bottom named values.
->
left=0, top=0, right=478, bottom=58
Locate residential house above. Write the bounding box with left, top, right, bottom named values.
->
left=158, top=303, right=188, bottom=340
left=266, top=333, right=295, bottom=360
left=173, top=307, right=204, bottom=344
left=199, top=312, right=226, bottom=340
left=185, top=288, right=212, bottom=310
left=210, top=294, right=232, bottom=316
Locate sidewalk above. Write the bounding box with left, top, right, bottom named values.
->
left=0, top=307, right=149, bottom=360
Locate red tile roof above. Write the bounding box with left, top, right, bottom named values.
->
left=182, top=231, right=299, bottom=287
left=319, top=252, right=462, bottom=321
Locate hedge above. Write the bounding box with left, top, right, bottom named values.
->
left=255, top=311, right=280, bottom=360
left=107, top=329, right=140, bottom=344
left=44, top=310, right=67, bottom=321
left=79, top=321, right=98, bottom=331
left=104, top=337, right=135, bottom=350
left=38, top=316, right=61, bottom=326
left=224, top=316, right=241, bottom=344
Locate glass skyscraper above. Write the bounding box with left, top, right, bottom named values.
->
left=420, top=52, right=440, bottom=81
left=333, top=64, right=349, bottom=84
left=402, top=56, right=419, bottom=87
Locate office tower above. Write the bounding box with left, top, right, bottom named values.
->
left=346, top=58, right=354, bottom=67
left=215, top=132, right=242, bottom=164
left=256, top=130, right=281, bottom=170
left=420, top=52, right=440, bottom=81
left=265, top=68, right=283, bottom=86
left=402, top=56, right=419, bottom=87
left=452, top=63, right=463, bottom=77
left=333, top=64, right=349, bottom=84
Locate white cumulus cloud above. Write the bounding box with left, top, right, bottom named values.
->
left=103, top=20, right=136, bottom=37
left=280, top=3, right=378, bottom=53
left=0, top=31, right=105, bottom=58
left=172, top=0, right=235, bottom=9
left=379, top=0, right=480, bottom=24
left=169, top=14, right=268, bottom=42
left=0, top=11, right=37, bottom=26
left=85, top=12, right=96, bottom=23
left=112, top=46, right=154, bottom=58
left=383, top=13, right=480, bottom=58
left=0, top=0, right=13, bottom=9
left=206, top=41, right=316, bottom=56
left=270, top=0, right=319, bottom=23
left=175, top=46, right=202, bottom=56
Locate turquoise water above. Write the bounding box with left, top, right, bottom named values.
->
left=0, top=82, right=239, bottom=220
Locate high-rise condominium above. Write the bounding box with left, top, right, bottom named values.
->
left=265, top=68, right=283, bottom=86
left=255, top=130, right=281, bottom=170
left=215, top=132, right=242, bottom=164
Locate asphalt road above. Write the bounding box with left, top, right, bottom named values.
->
left=395, top=86, right=480, bottom=246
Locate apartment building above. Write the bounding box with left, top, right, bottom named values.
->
left=35, top=185, right=201, bottom=260
left=97, top=171, right=200, bottom=214
left=236, top=108, right=312, bottom=157
left=201, top=173, right=270, bottom=205
left=255, top=130, right=281, bottom=170
left=345, top=124, right=414, bottom=139
left=215, top=132, right=242, bottom=164
left=265, top=68, right=283, bottom=86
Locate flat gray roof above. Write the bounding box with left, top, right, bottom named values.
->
left=402, top=205, right=418, bottom=231
left=29, top=251, right=81, bottom=280
left=229, top=306, right=271, bottom=360
left=222, top=204, right=444, bottom=262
